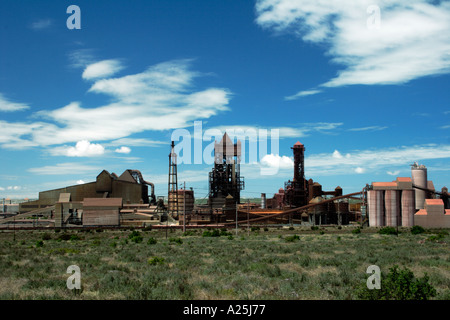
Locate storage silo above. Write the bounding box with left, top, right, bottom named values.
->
left=411, top=162, right=427, bottom=210
left=401, top=190, right=415, bottom=227
left=368, top=190, right=384, bottom=226
left=385, top=190, right=400, bottom=227
left=261, top=193, right=266, bottom=209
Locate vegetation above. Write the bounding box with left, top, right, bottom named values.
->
left=0, top=226, right=448, bottom=300
left=357, top=265, right=436, bottom=300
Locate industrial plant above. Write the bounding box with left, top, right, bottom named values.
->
left=1, top=134, right=449, bottom=230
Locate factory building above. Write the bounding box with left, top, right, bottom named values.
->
left=368, top=163, right=450, bottom=228
left=19, top=169, right=156, bottom=214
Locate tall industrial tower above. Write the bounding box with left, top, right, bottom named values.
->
left=208, top=133, right=244, bottom=207
left=285, top=141, right=309, bottom=207
left=168, top=141, right=179, bottom=218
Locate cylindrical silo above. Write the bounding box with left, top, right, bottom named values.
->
left=385, top=190, right=400, bottom=227
left=261, top=193, right=266, bottom=209
left=411, top=162, right=427, bottom=210
left=368, top=190, right=384, bottom=227
left=401, top=190, right=415, bottom=227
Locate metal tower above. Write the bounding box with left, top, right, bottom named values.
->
left=168, top=141, right=179, bottom=218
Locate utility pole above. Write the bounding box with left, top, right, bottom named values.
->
left=183, top=181, right=186, bottom=234
left=247, top=199, right=250, bottom=237
left=235, top=199, right=238, bottom=237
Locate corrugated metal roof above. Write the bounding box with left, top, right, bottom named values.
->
left=83, top=198, right=122, bottom=207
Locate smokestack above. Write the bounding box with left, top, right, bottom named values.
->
left=261, top=193, right=266, bottom=209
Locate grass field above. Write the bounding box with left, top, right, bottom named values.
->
left=0, top=225, right=448, bottom=300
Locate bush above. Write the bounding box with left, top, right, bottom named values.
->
left=285, top=235, right=300, bottom=242
left=143, top=225, right=153, bottom=231
left=311, top=226, right=319, bottom=231
left=358, top=265, right=436, bottom=300
left=57, top=233, right=72, bottom=241
left=147, top=237, right=157, bottom=245
left=148, top=256, right=165, bottom=266
left=70, top=234, right=80, bottom=241
left=227, top=235, right=234, bottom=240
left=169, top=237, right=183, bottom=245
left=352, top=227, right=361, bottom=234
left=264, top=227, right=269, bottom=232
left=378, top=226, right=398, bottom=235
left=202, top=229, right=221, bottom=237
left=411, top=225, right=426, bottom=235
left=42, top=233, right=52, bottom=241
left=129, top=230, right=143, bottom=243
left=289, top=226, right=294, bottom=231
left=35, top=240, right=44, bottom=248
left=251, top=226, right=260, bottom=232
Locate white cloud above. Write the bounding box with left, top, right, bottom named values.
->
left=260, top=154, right=294, bottom=169
left=115, top=146, right=131, bottom=154
left=387, top=170, right=400, bottom=176
left=440, top=124, right=450, bottom=129
left=256, top=0, right=450, bottom=96
left=332, top=150, right=343, bottom=159
left=30, top=19, right=52, bottom=30
left=348, top=126, right=388, bottom=132
left=0, top=94, right=30, bottom=112
left=82, top=59, right=124, bottom=80
left=76, top=180, right=85, bottom=184
left=355, top=167, right=365, bottom=174
left=0, top=59, right=231, bottom=149
left=7, top=186, right=21, bottom=190
left=50, top=140, right=105, bottom=157
left=28, top=163, right=100, bottom=175
left=285, top=89, right=322, bottom=100
left=306, top=144, right=450, bottom=177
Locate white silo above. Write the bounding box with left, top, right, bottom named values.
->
left=411, top=162, right=427, bottom=210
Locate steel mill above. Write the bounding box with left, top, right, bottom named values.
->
left=1, top=136, right=449, bottom=230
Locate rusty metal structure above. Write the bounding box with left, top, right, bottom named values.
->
left=284, top=141, right=308, bottom=208
left=208, top=133, right=244, bottom=209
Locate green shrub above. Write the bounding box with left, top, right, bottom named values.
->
left=358, top=265, right=436, bottom=300
left=147, top=237, right=157, bottom=245
left=411, top=225, right=426, bottom=235
left=289, top=226, right=294, bottom=231
left=70, top=234, right=80, bottom=241
left=227, top=235, right=234, bottom=240
left=311, top=226, right=319, bottom=231
left=148, top=256, right=165, bottom=265
left=285, top=235, right=300, bottom=242
left=264, top=227, right=269, bottom=232
left=378, top=226, right=398, bottom=235
left=142, top=225, right=153, bottom=231
left=352, top=227, right=361, bottom=234
left=202, top=229, right=221, bottom=237
left=169, top=237, right=183, bottom=245
left=129, top=230, right=143, bottom=243
left=426, top=233, right=445, bottom=243
left=35, top=240, right=44, bottom=248
left=251, top=226, right=260, bottom=232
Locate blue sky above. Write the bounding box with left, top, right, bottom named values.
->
left=1, top=0, right=450, bottom=201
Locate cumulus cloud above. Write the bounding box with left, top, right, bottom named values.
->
left=115, top=146, right=131, bottom=154
left=82, top=59, right=124, bottom=80
left=260, top=154, right=294, bottom=169
left=355, top=167, right=365, bottom=174
left=387, top=170, right=400, bottom=176
left=256, top=0, right=450, bottom=98
left=50, top=140, right=105, bottom=157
